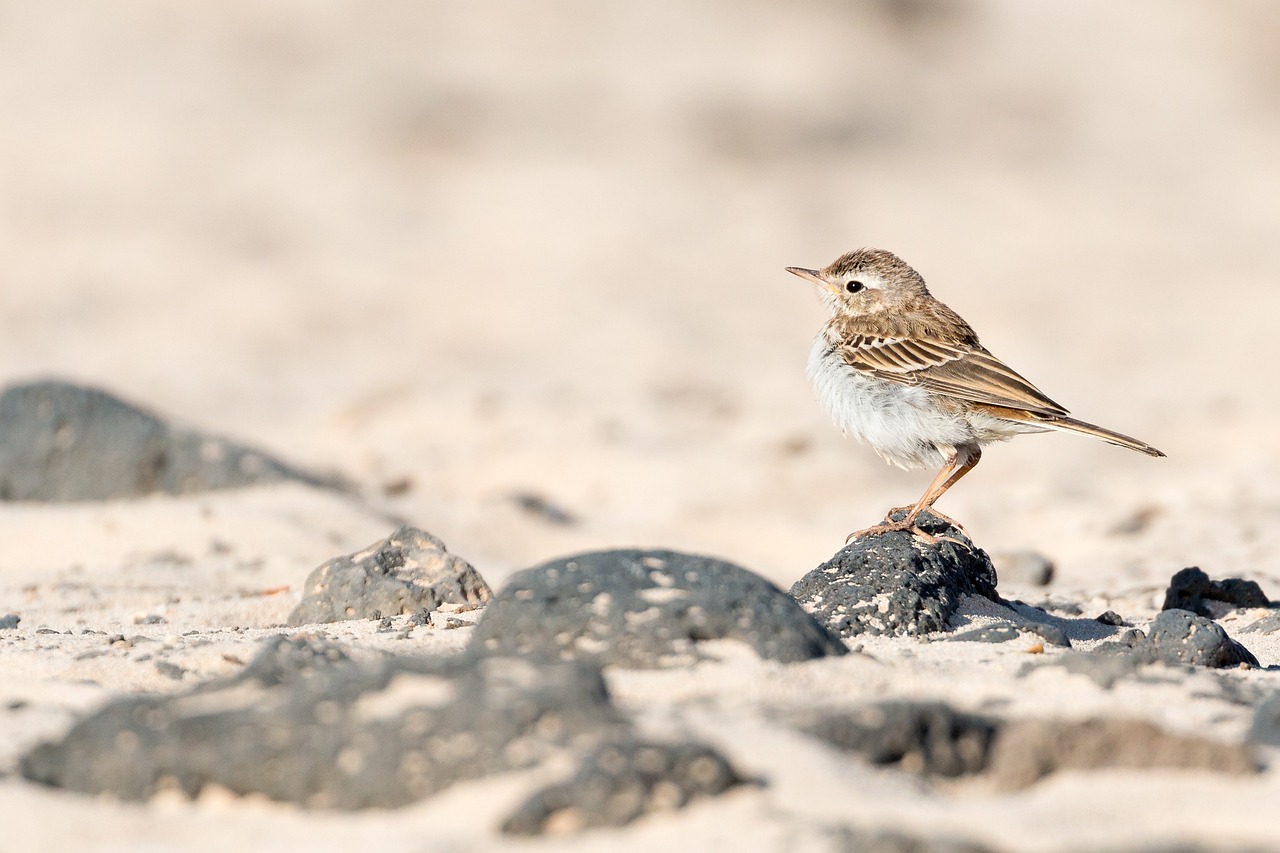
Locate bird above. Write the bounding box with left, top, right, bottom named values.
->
left=786, top=248, right=1164, bottom=541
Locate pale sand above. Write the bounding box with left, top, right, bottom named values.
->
left=2, top=1, right=1280, bottom=850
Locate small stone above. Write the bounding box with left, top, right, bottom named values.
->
left=288, top=526, right=491, bottom=626
left=1095, top=610, right=1125, bottom=626
left=1161, top=567, right=1269, bottom=617
left=791, top=702, right=998, bottom=778
left=0, top=614, right=19, bottom=630
left=946, top=624, right=1020, bottom=644
left=155, top=661, right=187, bottom=681
left=509, top=491, right=577, bottom=526
left=1144, top=609, right=1258, bottom=668
left=1093, top=611, right=1257, bottom=669
left=1002, top=602, right=1071, bottom=648
left=1025, top=642, right=1044, bottom=655
left=991, top=550, right=1055, bottom=586
left=501, top=739, right=745, bottom=834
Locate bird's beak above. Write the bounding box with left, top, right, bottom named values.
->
left=786, top=266, right=836, bottom=293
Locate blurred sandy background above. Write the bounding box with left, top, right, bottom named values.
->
left=2, top=0, right=1279, bottom=591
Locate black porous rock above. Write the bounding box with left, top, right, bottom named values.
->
left=287, top=526, right=491, bottom=626
left=21, top=637, right=624, bottom=808
left=1096, top=610, right=1258, bottom=669
left=1248, top=693, right=1280, bottom=747
left=792, top=701, right=998, bottom=778
left=0, top=380, right=333, bottom=501
left=790, top=510, right=1000, bottom=638
left=1161, top=567, right=1270, bottom=617
left=502, top=738, right=747, bottom=835
left=1144, top=609, right=1259, bottom=668
left=470, top=549, right=847, bottom=667
left=1095, top=610, right=1125, bottom=626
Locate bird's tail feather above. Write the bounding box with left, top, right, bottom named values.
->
left=1033, top=414, right=1165, bottom=457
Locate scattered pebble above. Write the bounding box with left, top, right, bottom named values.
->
left=991, top=550, right=1055, bottom=587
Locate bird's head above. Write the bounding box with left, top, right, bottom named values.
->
left=786, top=248, right=929, bottom=317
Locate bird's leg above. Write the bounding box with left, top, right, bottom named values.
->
left=900, top=445, right=982, bottom=530
left=846, top=446, right=982, bottom=543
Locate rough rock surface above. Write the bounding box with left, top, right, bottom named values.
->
left=790, top=511, right=1000, bottom=638
left=0, top=380, right=331, bottom=501
left=288, top=526, right=491, bottom=626
left=792, top=702, right=997, bottom=778
left=21, top=637, right=627, bottom=807
left=1161, top=567, right=1270, bottom=617
left=502, top=739, right=746, bottom=835
left=1096, top=610, right=1260, bottom=669
left=987, top=718, right=1259, bottom=789
left=470, top=549, right=847, bottom=667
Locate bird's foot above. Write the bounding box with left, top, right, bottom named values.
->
left=844, top=507, right=968, bottom=547
left=902, top=507, right=968, bottom=534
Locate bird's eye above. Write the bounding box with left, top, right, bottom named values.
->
left=845, top=280, right=865, bottom=293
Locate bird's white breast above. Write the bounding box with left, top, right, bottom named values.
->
left=807, top=336, right=973, bottom=470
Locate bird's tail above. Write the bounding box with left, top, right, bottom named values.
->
left=1032, top=414, right=1165, bottom=457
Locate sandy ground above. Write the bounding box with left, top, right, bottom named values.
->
left=2, top=1, right=1280, bottom=849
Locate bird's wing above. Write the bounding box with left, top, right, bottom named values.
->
left=835, top=335, right=1069, bottom=416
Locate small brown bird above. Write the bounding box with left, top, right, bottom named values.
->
left=787, top=248, right=1164, bottom=541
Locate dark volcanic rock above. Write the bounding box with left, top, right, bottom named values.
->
left=790, top=510, right=1000, bottom=638
left=987, top=718, right=1258, bottom=789
left=793, top=702, right=997, bottom=778
left=0, top=380, right=332, bottom=501
left=21, top=637, right=626, bottom=807
left=470, top=549, right=847, bottom=667
left=1161, top=567, right=1269, bottom=617
left=287, top=526, right=491, bottom=626
left=1141, top=610, right=1258, bottom=668
left=1095, top=610, right=1125, bottom=626
left=502, top=739, right=746, bottom=835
